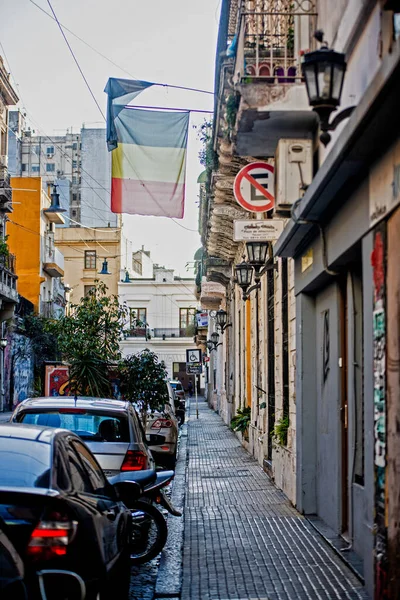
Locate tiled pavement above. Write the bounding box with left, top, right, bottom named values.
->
left=181, top=398, right=369, bottom=600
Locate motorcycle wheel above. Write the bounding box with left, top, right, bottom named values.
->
left=130, top=501, right=168, bottom=565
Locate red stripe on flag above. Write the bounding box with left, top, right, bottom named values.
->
left=111, top=178, right=185, bottom=218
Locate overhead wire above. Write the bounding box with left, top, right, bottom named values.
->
left=28, top=0, right=214, bottom=96
left=46, top=0, right=106, bottom=120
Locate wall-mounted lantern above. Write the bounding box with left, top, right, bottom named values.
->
left=302, top=33, right=354, bottom=146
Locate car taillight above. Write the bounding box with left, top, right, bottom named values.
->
left=151, top=419, right=172, bottom=429
left=27, top=513, right=77, bottom=561
left=120, top=450, right=147, bottom=471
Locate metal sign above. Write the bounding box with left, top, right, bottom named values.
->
left=186, top=363, right=203, bottom=374
left=186, top=349, right=202, bottom=363
left=234, top=162, right=275, bottom=213
left=233, top=219, right=284, bottom=241
left=196, top=312, right=209, bottom=328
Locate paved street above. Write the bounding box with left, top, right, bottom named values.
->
left=181, top=398, right=369, bottom=600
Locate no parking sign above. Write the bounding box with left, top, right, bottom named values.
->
left=234, top=162, right=274, bottom=213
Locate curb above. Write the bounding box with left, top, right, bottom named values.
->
left=153, top=413, right=189, bottom=599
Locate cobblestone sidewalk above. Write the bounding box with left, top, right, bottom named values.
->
left=181, top=398, right=369, bottom=600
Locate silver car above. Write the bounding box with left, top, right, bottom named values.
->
left=10, top=397, right=155, bottom=476
left=138, top=381, right=179, bottom=469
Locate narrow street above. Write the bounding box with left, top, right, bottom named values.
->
left=181, top=399, right=369, bottom=600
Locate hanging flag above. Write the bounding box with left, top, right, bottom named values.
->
left=105, top=78, right=189, bottom=219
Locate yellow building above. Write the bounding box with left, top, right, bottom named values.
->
left=55, top=225, right=131, bottom=305
left=9, top=177, right=65, bottom=315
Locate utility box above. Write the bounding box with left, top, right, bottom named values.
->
left=275, top=139, right=313, bottom=211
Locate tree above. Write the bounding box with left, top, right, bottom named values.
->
left=47, top=282, right=128, bottom=397
left=118, top=349, right=169, bottom=427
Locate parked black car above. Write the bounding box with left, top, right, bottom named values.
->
left=0, top=423, right=134, bottom=599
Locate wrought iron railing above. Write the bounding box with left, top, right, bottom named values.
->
left=0, top=252, right=18, bottom=297
left=0, top=166, right=12, bottom=205
left=234, top=0, right=317, bottom=84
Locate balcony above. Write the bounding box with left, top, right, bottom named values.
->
left=126, top=326, right=196, bottom=339
left=40, top=300, right=65, bottom=319
left=43, top=246, right=64, bottom=278
left=0, top=253, right=18, bottom=304
left=0, top=162, right=13, bottom=212
left=232, top=0, right=318, bottom=156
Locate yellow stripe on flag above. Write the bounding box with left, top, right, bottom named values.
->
left=112, top=143, right=186, bottom=183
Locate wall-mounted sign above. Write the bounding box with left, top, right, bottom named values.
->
left=196, top=312, right=209, bottom=328
left=234, top=162, right=275, bottom=212
left=233, top=219, right=284, bottom=241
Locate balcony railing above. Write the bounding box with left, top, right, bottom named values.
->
left=0, top=252, right=18, bottom=302
left=126, top=326, right=196, bottom=339
left=154, top=326, right=196, bottom=339
left=0, top=165, right=12, bottom=208
left=234, top=0, right=317, bottom=84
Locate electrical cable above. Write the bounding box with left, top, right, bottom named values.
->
left=46, top=0, right=106, bottom=120
left=29, top=0, right=214, bottom=96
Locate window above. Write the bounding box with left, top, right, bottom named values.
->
left=21, top=163, right=27, bottom=172
left=71, top=441, right=110, bottom=497
left=72, top=176, right=77, bottom=184
left=46, top=146, right=54, bottom=155
left=72, top=160, right=77, bottom=168
left=72, top=210, right=77, bottom=217
left=32, top=165, right=40, bottom=173
left=72, top=193, right=77, bottom=202
left=33, top=145, right=40, bottom=155
left=84, top=250, right=96, bottom=269
left=179, top=308, right=196, bottom=336
left=130, top=308, right=146, bottom=327
left=46, top=163, right=55, bottom=172
left=66, top=443, right=92, bottom=494
left=0, top=438, right=51, bottom=488
left=84, top=285, right=96, bottom=296
left=72, top=142, right=78, bottom=150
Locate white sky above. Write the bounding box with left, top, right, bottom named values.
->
left=0, top=0, right=220, bottom=276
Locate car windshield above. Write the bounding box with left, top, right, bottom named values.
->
left=170, top=382, right=183, bottom=391
left=0, top=438, right=51, bottom=488
left=17, top=410, right=130, bottom=442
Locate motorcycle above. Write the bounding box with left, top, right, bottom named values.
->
left=108, top=468, right=181, bottom=565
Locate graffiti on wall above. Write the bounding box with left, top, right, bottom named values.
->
left=4, top=333, right=34, bottom=408
left=371, top=228, right=388, bottom=599
left=45, top=365, right=71, bottom=397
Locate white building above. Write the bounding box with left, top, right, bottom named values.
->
left=119, top=262, right=199, bottom=387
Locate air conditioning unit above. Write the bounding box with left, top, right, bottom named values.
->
left=47, top=154, right=54, bottom=159
left=275, top=139, right=312, bottom=212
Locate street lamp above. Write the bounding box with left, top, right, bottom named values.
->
left=215, top=309, right=232, bottom=334
left=44, top=184, right=66, bottom=214
left=99, top=258, right=111, bottom=275
left=0, top=338, right=7, bottom=350
left=246, top=241, right=270, bottom=281
left=235, top=248, right=277, bottom=301
left=211, top=331, right=219, bottom=345
left=206, top=340, right=214, bottom=352
left=302, top=34, right=354, bottom=146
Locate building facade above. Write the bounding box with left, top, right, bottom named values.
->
left=0, top=55, right=19, bottom=411
left=55, top=225, right=130, bottom=305
left=202, top=0, right=400, bottom=597
left=9, top=177, right=65, bottom=317
left=12, top=125, right=116, bottom=228
left=273, top=3, right=400, bottom=596
left=119, top=265, right=199, bottom=385
left=80, top=128, right=117, bottom=229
